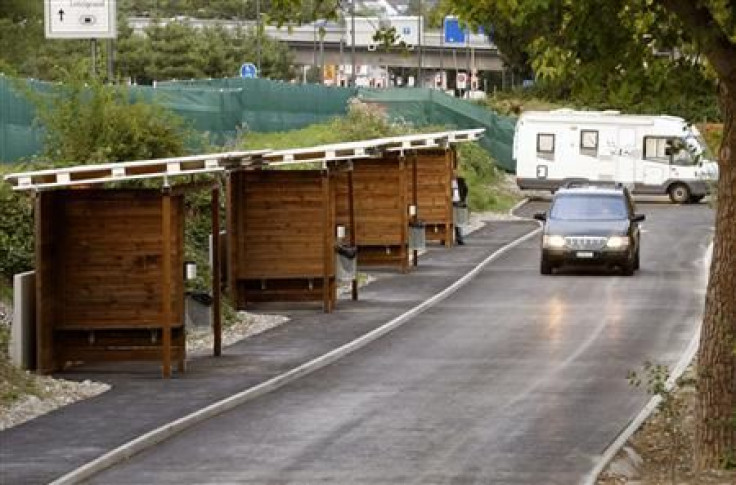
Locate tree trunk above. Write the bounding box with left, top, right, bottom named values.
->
left=696, top=81, right=736, bottom=470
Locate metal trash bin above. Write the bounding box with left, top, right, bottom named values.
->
left=335, top=244, right=357, bottom=282
left=408, top=220, right=426, bottom=251
left=453, top=203, right=469, bottom=226
left=185, top=291, right=213, bottom=329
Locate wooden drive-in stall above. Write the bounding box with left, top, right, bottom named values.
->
left=335, top=152, right=411, bottom=271
left=406, top=148, right=458, bottom=246
left=228, top=143, right=366, bottom=312
left=4, top=152, right=264, bottom=377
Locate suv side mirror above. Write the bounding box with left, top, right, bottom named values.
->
left=632, top=214, right=646, bottom=223
left=533, top=212, right=547, bottom=222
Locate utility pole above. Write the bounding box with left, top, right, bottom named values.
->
left=416, top=0, right=422, bottom=88
left=351, top=0, right=356, bottom=86
left=256, top=0, right=262, bottom=73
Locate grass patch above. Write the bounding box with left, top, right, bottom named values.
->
left=0, top=322, right=44, bottom=407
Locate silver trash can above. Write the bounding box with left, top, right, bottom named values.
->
left=408, top=220, right=426, bottom=251
left=335, top=244, right=357, bottom=282
left=453, top=203, right=469, bottom=226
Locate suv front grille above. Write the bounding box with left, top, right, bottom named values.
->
left=564, top=236, right=607, bottom=250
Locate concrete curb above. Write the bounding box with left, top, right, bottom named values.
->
left=51, top=225, right=542, bottom=485
left=580, top=241, right=713, bottom=485
left=509, top=197, right=530, bottom=217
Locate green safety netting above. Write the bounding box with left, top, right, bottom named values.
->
left=0, top=76, right=517, bottom=171
left=355, top=88, right=516, bottom=171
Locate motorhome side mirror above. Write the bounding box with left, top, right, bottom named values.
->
left=632, top=214, right=646, bottom=223
left=534, top=212, right=547, bottom=221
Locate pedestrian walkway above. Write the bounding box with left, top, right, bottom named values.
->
left=0, top=220, right=537, bottom=485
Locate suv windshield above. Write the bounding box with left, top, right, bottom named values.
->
left=550, top=194, right=628, bottom=221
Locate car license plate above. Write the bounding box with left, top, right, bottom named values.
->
left=576, top=251, right=594, bottom=259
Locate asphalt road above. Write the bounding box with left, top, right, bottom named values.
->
left=90, top=201, right=714, bottom=485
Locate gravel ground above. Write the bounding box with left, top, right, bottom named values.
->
left=0, top=377, right=110, bottom=431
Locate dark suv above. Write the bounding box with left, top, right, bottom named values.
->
left=534, top=185, right=645, bottom=275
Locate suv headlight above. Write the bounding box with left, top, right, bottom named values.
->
left=606, top=236, right=630, bottom=249
left=543, top=235, right=566, bottom=248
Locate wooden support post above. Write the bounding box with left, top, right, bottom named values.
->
left=347, top=170, right=358, bottom=301
left=399, top=157, right=409, bottom=273
left=321, top=171, right=332, bottom=312
left=446, top=149, right=454, bottom=248
left=226, top=172, right=239, bottom=308
left=161, top=188, right=173, bottom=378
left=212, top=185, right=222, bottom=357
left=412, top=152, right=419, bottom=267
left=35, top=192, right=56, bottom=373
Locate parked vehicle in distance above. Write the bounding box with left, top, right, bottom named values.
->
left=534, top=184, right=645, bottom=275
left=514, top=109, right=719, bottom=203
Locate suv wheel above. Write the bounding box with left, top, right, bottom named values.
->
left=668, top=183, right=691, bottom=204
left=621, top=258, right=635, bottom=276
left=540, top=257, right=553, bottom=275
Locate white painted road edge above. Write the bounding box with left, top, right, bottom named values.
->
left=580, top=240, right=714, bottom=485
left=51, top=225, right=543, bottom=485
left=509, top=197, right=530, bottom=216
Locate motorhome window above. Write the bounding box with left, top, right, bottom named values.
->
left=671, top=139, right=696, bottom=165
left=644, top=137, right=671, bottom=163
left=645, top=136, right=695, bottom=165
left=537, top=133, right=555, bottom=160
left=580, top=130, right=598, bottom=156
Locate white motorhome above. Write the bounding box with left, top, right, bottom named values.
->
left=514, top=109, right=718, bottom=203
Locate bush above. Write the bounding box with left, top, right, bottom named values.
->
left=21, top=67, right=187, bottom=165
left=0, top=166, right=34, bottom=284
left=457, top=142, right=519, bottom=213
left=239, top=101, right=411, bottom=150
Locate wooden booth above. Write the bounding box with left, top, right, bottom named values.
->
left=34, top=189, right=186, bottom=375
left=228, top=168, right=350, bottom=312
left=335, top=153, right=411, bottom=272
left=4, top=150, right=266, bottom=377
left=406, top=148, right=457, bottom=247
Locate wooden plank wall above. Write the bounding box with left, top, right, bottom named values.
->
left=335, top=154, right=409, bottom=271
left=35, top=190, right=185, bottom=373
left=408, top=148, right=456, bottom=246
left=228, top=170, right=337, bottom=311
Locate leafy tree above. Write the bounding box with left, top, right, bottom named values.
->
left=450, top=0, right=735, bottom=470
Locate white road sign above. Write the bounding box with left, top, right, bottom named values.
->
left=45, top=0, right=117, bottom=39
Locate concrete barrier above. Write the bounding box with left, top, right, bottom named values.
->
left=10, top=271, right=35, bottom=370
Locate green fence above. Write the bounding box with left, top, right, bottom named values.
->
left=356, top=88, right=516, bottom=171
left=0, top=76, right=45, bottom=163
left=0, top=76, right=516, bottom=171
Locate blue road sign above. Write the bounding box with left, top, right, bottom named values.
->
left=443, top=17, right=466, bottom=44
left=240, top=63, right=258, bottom=78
